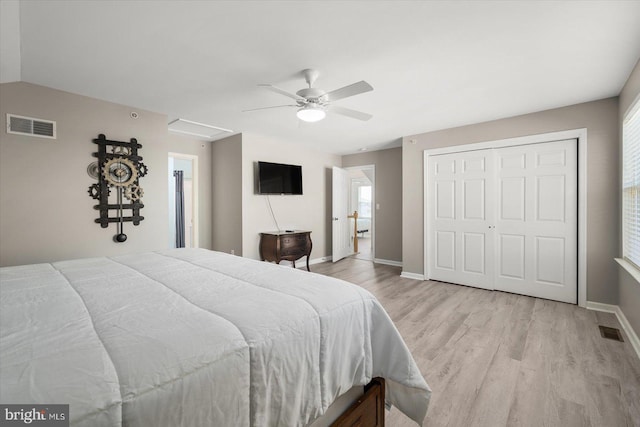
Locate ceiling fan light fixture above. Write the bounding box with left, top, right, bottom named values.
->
left=297, top=105, right=326, bottom=122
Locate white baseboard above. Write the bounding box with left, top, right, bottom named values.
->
left=310, top=256, right=331, bottom=265
left=374, top=258, right=402, bottom=267
left=586, top=301, right=618, bottom=313
left=400, top=271, right=425, bottom=281
left=586, top=301, right=640, bottom=360
left=293, top=256, right=331, bottom=269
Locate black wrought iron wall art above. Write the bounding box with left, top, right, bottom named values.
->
left=87, top=134, right=148, bottom=242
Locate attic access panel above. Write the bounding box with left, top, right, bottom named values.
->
left=168, top=118, right=232, bottom=139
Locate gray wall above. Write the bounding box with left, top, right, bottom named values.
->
left=211, top=133, right=243, bottom=255
left=241, top=133, right=341, bottom=261
left=167, top=133, right=213, bottom=250
left=618, top=58, right=640, bottom=333
left=0, top=82, right=169, bottom=266
left=0, top=82, right=342, bottom=267
left=343, top=147, right=403, bottom=263
left=402, top=97, right=619, bottom=304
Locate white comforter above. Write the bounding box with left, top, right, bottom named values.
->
left=0, top=249, right=430, bottom=426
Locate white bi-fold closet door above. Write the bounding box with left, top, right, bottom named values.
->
left=427, top=139, right=578, bottom=304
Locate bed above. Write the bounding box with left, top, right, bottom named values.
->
left=0, top=248, right=430, bottom=426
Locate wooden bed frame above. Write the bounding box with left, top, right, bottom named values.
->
left=332, top=378, right=385, bottom=427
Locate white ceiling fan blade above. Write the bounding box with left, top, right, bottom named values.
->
left=325, top=81, right=373, bottom=102
left=258, top=84, right=306, bottom=101
left=328, top=105, right=373, bottom=121
left=242, top=105, right=297, bottom=112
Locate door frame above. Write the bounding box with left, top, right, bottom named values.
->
left=168, top=152, right=199, bottom=248
left=345, top=164, right=376, bottom=261
left=423, top=128, right=588, bottom=307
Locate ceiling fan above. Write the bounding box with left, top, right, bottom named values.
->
left=244, top=69, right=373, bottom=122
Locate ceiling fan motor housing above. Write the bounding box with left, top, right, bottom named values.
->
left=296, top=87, right=327, bottom=102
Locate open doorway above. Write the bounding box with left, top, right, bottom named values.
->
left=347, top=165, right=374, bottom=261
left=168, top=153, right=199, bottom=248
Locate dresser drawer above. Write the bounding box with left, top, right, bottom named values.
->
left=281, top=235, right=308, bottom=246
left=281, top=246, right=306, bottom=257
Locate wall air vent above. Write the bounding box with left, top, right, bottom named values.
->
left=6, top=114, right=56, bottom=139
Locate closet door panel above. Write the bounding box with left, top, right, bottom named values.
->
left=428, top=150, right=494, bottom=290
left=494, top=139, right=577, bottom=303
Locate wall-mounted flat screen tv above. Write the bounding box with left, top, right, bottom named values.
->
left=257, top=161, right=303, bottom=195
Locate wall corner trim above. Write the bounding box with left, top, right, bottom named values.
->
left=586, top=301, right=640, bottom=360
left=615, top=258, right=640, bottom=283
left=400, top=271, right=425, bottom=281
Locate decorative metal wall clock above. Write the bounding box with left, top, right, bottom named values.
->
left=87, top=134, right=147, bottom=242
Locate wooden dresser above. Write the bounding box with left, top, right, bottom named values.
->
left=259, top=230, right=312, bottom=271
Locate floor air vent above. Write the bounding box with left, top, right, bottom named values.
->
left=6, top=114, right=56, bottom=139
left=598, top=325, right=624, bottom=342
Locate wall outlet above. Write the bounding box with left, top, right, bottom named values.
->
left=230, top=249, right=235, bottom=255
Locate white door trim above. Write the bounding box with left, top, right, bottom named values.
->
left=169, top=152, right=199, bottom=248
left=423, top=128, right=588, bottom=307
left=345, top=164, right=376, bottom=261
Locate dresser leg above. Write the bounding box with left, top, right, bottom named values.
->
left=306, top=257, right=310, bottom=272
left=292, top=260, right=296, bottom=269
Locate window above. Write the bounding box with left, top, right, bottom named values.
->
left=358, top=186, right=372, bottom=218
left=623, top=97, right=640, bottom=270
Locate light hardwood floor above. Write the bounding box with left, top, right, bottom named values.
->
left=311, top=258, right=640, bottom=427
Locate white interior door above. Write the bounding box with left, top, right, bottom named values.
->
left=332, top=166, right=351, bottom=262
left=427, top=149, right=495, bottom=290
left=426, top=139, right=578, bottom=303
left=494, top=139, right=577, bottom=303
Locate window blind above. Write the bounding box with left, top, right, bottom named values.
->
left=623, top=98, right=640, bottom=269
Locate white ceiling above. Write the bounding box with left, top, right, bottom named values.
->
left=2, top=1, right=640, bottom=155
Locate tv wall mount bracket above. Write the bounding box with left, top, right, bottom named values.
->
left=87, top=134, right=147, bottom=242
